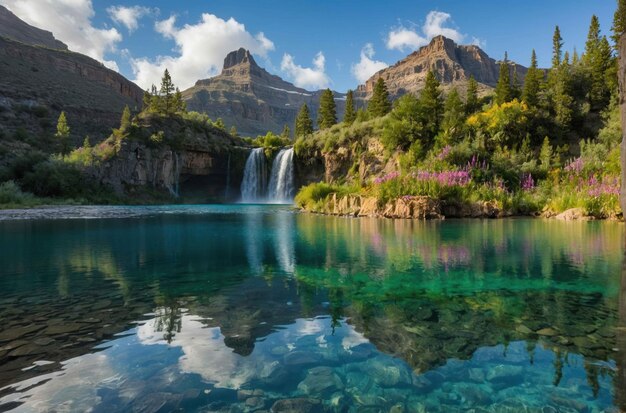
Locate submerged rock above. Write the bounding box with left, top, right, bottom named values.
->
left=270, top=398, right=324, bottom=413
left=297, top=366, right=343, bottom=396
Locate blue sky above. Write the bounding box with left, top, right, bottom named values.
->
left=0, top=0, right=616, bottom=92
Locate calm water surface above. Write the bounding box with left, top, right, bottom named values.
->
left=0, top=205, right=625, bottom=412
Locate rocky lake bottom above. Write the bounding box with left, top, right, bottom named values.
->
left=0, top=205, right=624, bottom=412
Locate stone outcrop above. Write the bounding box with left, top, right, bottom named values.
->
left=303, top=194, right=513, bottom=220
left=0, top=5, right=67, bottom=50
left=87, top=115, right=250, bottom=201
left=357, top=36, right=528, bottom=98
left=309, top=194, right=444, bottom=220
left=183, top=48, right=345, bottom=137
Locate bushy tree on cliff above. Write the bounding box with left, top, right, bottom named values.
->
left=368, top=78, right=391, bottom=118
left=55, top=111, right=70, bottom=155
left=343, top=90, right=356, bottom=124
left=120, top=105, right=132, bottom=131
left=143, top=70, right=187, bottom=115
left=317, top=89, right=337, bottom=129
left=295, top=103, right=313, bottom=138
left=281, top=124, right=291, bottom=140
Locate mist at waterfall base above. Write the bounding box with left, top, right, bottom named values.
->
left=240, top=148, right=295, bottom=204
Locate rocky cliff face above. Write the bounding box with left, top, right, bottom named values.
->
left=183, top=48, right=345, bottom=137
left=357, top=36, right=528, bottom=98
left=0, top=7, right=144, bottom=144
left=0, top=5, right=67, bottom=50
left=89, top=115, right=250, bottom=202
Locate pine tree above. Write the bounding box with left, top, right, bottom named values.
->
left=55, top=111, right=71, bottom=154
left=214, top=118, right=225, bottom=130
left=344, top=90, right=356, bottom=124
left=120, top=105, right=132, bottom=131
left=142, top=90, right=152, bottom=111
left=612, top=0, right=626, bottom=46
left=160, top=69, right=175, bottom=114
left=539, top=137, right=553, bottom=169
left=419, top=71, right=443, bottom=142
left=584, top=17, right=614, bottom=110
left=522, top=50, right=542, bottom=107
left=367, top=77, right=391, bottom=118
left=281, top=124, right=291, bottom=140
left=173, top=88, right=186, bottom=113
left=495, top=56, right=512, bottom=105
left=465, top=75, right=480, bottom=115
left=295, top=104, right=314, bottom=138
left=317, top=89, right=337, bottom=129
left=441, top=88, right=466, bottom=144
left=552, top=26, right=563, bottom=68
left=229, top=126, right=238, bottom=137
left=511, top=64, right=521, bottom=100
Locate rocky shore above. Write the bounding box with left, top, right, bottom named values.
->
left=300, top=194, right=621, bottom=221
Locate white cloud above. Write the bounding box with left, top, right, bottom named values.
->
left=387, top=27, right=428, bottom=52
left=351, top=43, right=388, bottom=83
left=280, top=52, right=331, bottom=90
left=130, top=13, right=275, bottom=90
left=386, top=11, right=481, bottom=52
left=107, top=5, right=156, bottom=33
left=0, top=0, right=122, bottom=71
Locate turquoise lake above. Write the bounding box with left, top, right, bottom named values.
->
left=0, top=205, right=625, bottom=412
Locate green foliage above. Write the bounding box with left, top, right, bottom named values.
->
left=419, top=71, right=443, bottom=143
left=344, top=90, right=357, bottom=124
left=214, top=118, right=226, bottom=130
left=465, top=76, right=480, bottom=115
left=0, top=181, right=35, bottom=205
left=522, top=50, right=542, bottom=107
left=295, top=103, right=314, bottom=138
left=613, top=0, right=626, bottom=46
left=368, top=78, right=391, bottom=118
left=55, top=111, right=71, bottom=155
left=143, top=70, right=187, bottom=115
left=317, top=89, right=337, bottom=130
left=229, top=125, right=238, bottom=137
left=120, top=105, right=132, bottom=131
left=467, top=100, right=530, bottom=149
left=281, top=124, right=291, bottom=140
left=495, top=57, right=512, bottom=105
left=552, top=26, right=563, bottom=68
left=440, top=88, right=466, bottom=145
left=295, top=182, right=359, bottom=210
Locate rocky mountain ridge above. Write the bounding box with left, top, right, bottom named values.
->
left=0, top=5, right=143, bottom=144
left=358, top=35, right=527, bottom=98
left=183, top=48, right=345, bottom=137
left=0, top=5, right=67, bottom=50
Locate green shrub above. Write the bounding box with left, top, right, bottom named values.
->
left=0, top=181, right=35, bottom=205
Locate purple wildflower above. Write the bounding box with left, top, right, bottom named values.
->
left=521, top=173, right=535, bottom=191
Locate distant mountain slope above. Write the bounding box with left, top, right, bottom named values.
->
left=0, top=5, right=143, bottom=145
left=183, top=48, right=345, bottom=137
left=0, top=5, right=67, bottom=50
left=357, top=36, right=528, bottom=98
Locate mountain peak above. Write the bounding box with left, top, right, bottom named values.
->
left=0, top=5, right=67, bottom=50
left=223, top=48, right=258, bottom=71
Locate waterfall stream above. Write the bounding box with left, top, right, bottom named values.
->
left=240, top=148, right=268, bottom=202
left=268, top=148, right=295, bottom=203
left=240, top=147, right=295, bottom=203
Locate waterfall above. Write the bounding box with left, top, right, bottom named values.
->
left=241, top=148, right=267, bottom=202
left=268, top=148, right=295, bottom=203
